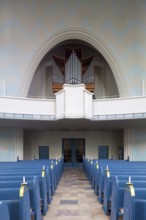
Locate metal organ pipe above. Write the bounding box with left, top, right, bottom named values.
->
left=83, top=59, right=94, bottom=84
left=65, top=50, right=82, bottom=84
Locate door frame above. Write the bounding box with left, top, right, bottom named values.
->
left=62, top=138, right=85, bottom=167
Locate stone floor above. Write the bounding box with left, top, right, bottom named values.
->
left=44, top=167, right=110, bottom=220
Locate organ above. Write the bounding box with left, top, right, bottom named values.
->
left=52, top=48, right=95, bottom=92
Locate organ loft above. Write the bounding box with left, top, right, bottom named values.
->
left=52, top=47, right=95, bottom=93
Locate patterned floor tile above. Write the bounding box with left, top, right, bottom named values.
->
left=60, top=200, right=78, bottom=205
left=44, top=167, right=110, bottom=220
left=57, top=209, right=79, bottom=216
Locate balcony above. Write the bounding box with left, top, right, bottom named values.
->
left=0, top=84, right=146, bottom=130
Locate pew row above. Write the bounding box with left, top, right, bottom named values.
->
left=123, top=184, right=146, bottom=220
left=0, top=159, right=63, bottom=204
left=0, top=185, right=31, bottom=220
left=98, top=167, right=146, bottom=204
left=0, top=177, right=42, bottom=220
left=0, top=158, right=64, bottom=219
left=110, top=176, right=146, bottom=220
left=0, top=168, right=51, bottom=204
left=103, top=174, right=146, bottom=215
left=0, top=175, right=48, bottom=215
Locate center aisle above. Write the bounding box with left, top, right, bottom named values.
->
left=44, top=167, right=109, bottom=220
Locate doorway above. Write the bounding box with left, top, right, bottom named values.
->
left=39, top=146, right=49, bottom=159
left=62, top=138, right=85, bottom=167
left=98, top=145, right=109, bottom=159
left=118, top=146, right=124, bottom=160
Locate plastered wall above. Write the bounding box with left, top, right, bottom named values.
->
left=0, top=128, right=23, bottom=161
left=0, top=0, right=146, bottom=96
left=24, top=129, right=123, bottom=160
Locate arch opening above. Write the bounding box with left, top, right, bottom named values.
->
left=19, top=28, right=127, bottom=98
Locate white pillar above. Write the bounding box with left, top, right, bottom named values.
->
left=142, top=78, right=145, bottom=96
left=124, top=128, right=134, bottom=160
left=14, top=128, right=24, bottom=161
left=3, top=79, right=6, bottom=96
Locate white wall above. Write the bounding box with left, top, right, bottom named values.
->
left=0, top=128, right=23, bottom=161
left=124, top=127, right=146, bottom=161
left=1, top=0, right=146, bottom=97
left=24, top=129, right=123, bottom=160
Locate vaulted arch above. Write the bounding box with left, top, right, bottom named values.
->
left=19, top=27, right=127, bottom=97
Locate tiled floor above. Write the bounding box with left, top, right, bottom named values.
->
left=44, top=167, right=110, bottom=220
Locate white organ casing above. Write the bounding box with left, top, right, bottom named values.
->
left=55, top=84, right=93, bottom=119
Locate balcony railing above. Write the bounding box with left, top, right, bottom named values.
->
left=0, top=93, right=146, bottom=121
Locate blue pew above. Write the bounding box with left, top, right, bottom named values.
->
left=98, top=167, right=146, bottom=204
left=90, top=160, right=146, bottom=197
left=0, top=185, right=31, bottom=220
left=123, top=184, right=146, bottom=220
left=103, top=174, right=146, bottom=215
left=93, top=164, right=99, bottom=195
left=0, top=157, right=64, bottom=192
left=0, top=201, right=10, bottom=220
left=0, top=168, right=52, bottom=204
left=0, top=177, right=42, bottom=220
left=17, top=158, right=63, bottom=193
left=0, top=175, right=48, bottom=215
left=110, top=177, right=146, bottom=220
left=91, top=160, right=98, bottom=189
left=0, top=158, right=64, bottom=210
left=83, top=159, right=129, bottom=195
